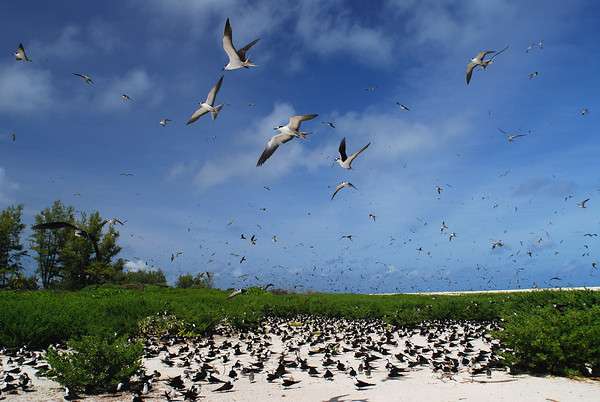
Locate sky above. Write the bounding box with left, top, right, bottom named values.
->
left=1, top=0, right=600, bottom=292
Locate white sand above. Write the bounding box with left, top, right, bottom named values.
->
left=3, top=319, right=599, bottom=402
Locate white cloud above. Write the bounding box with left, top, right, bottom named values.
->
left=294, top=1, right=394, bottom=64
left=0, top=168, right=19, bottom=205
left=0, top=64, right=54, bottom=114
left=124, top=259, right=150, bottom=272
left=96, top=68, right=162, bottom=111
left=143, top=0, right=393, bottom=66
left=31, top=25, right=87, bottom=60
left=193, top=102, right=330, bottom=189
left=334, top=111, right=470, bottom=162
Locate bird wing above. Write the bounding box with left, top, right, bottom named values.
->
left=475, top=50, right=496, bottom=60
left=466, top=62, right=477, bottom=84
left=488, top=45, right=509, bottom=61
left=347, top=142, right=371, bottom=165
left=288, top=114, right=318, bottom=131
left=331, top=183, right=346, bottom=200
left=237, top=38, right=260, bottom=61
left=223, top=18, right=240, bottom=63
left=32, top=221, right=79, bottom=231
left=206, top=75, right=224, bottom=105
left=256, top=133, right=294, bottom=166
left=338, top=137, right=348, bottom=161
left=73, top=73, right=85, bottom=79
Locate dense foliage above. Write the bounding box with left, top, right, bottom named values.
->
left=46, top=335, right=143, bottom=393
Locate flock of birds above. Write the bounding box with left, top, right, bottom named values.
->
left=8, top=17, right=598, bottom=294
left=0, top=316, right=504, bottom=400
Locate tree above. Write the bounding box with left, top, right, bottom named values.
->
left=175, top=272, right=214, bottom=289
left=30, top=201, right=75, bottom=288
left=0, top=205, right=26, bottom=287
left=60, top=211, right=123, bottom=289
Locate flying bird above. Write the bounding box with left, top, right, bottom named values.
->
left=15, top=44, right=31, bottom=62
left=322, top=121, right=336, bottom=128
left=101, top=218, right=125, bottom=227
left=121, top=94, right=132, bottom=101
left=396, top=102, right=410, bottom=111
left=336, top=137, right=370, bottom=169
left=369, top=213, right=376, bottom=222
left=580, top=108, right=589, bottom=116
left=222, top=18, right=259, bottom=70
left=528, top=71, right=539, bottom=79
left=227, top=289, right=246, bottom=299
left=256, top=114, right=318, bottom=166
left=465, top=46, right=508, bottom=85
left=32, top=221, right=90, bottom=239
left=187, top=75, right=224, bottom=124
left=577, top=199, right=590, bottom=209
left=331, top=181, right=357, bottom=200
left=73, top=73, right=93, bottom=85
left=159, top=118, right=172, bottom=126
left=498, top=128, right=527, bottom=143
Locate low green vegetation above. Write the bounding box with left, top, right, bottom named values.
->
left=0, top=286, right=599, bottom=378
left=46, top=335, right=143, bottom=393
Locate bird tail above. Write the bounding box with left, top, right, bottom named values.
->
left=211, top=104, right=223, bottom=120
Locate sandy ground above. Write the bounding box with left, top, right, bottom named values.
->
left=2, top=318, right=599, bottom=402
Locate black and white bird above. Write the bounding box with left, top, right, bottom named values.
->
left=336, top=137, right=370, bottom=169
left=159, top=118, right=172, bottom=127
left=33, top=221, right=91, bottom=240
left=466, top=46, right=508, bottom=84
left=101, top=218, right=125, bottom=227
left=322, top=121, right=336, bottom=128
left=256, top=114, right=318, bottom=166
left=577, top=198, right=590, bottom=209
left=331, top=181, right=357, bottom=200
left=73, top=73, right=93, bottom=85
left=187, top=75, right=224, bottom=124
left=396, top=102, right=410, bottom=111
left=528, top=71, right=539, bottom=79
left=121, top=94, right=133, bottom=101
left=15, top=43, right=31, bottom=62
left=222, top=18, right=259, bottom=70
left=498, top=128, right=527, bottom=143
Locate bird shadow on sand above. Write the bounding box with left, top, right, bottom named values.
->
left=322, top=394, right=369, bottom=402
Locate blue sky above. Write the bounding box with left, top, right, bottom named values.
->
left=1, top=0, right=600, bottom=292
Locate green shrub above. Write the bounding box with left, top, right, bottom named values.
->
left=46, top=335, right=143, bottom=393
left=175, top=272, right=213, bottom=288
left=113, top=269, right=167, bottom=286
left=497, top=305, right=600, bottom=376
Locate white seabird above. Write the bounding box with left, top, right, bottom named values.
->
left=466, top=46, right=508, bottom=85
left=186, top=75, right=224, bottom=125
left=15, top=43, right=31, bottom=62
left=222, top=18, right=259, bottom=70
left=336, top=137, right=370, bottom=169
left=256, top=114, right=318, bottom=166
left=73, top=73, right=93, bottom=85
left=331, top=181, right=357, bottom=200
